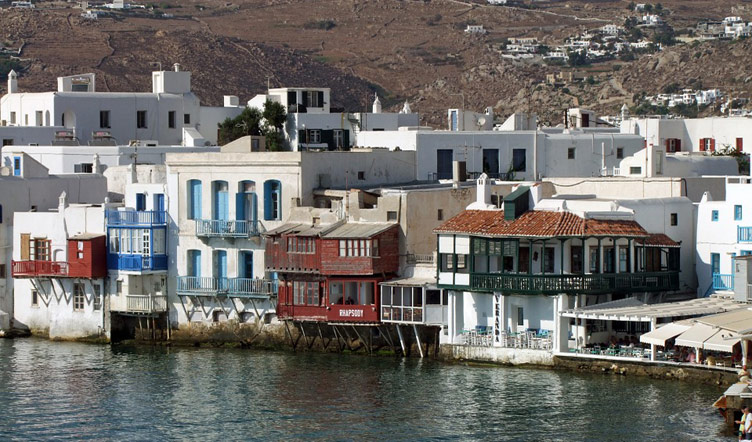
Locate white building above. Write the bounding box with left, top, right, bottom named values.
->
left=622, top=116, right=752, bottom=153
left=696, top=176, right=752, bottom=297
left=165, top=149, right=417, bottom=326
left=248, top=88, right=419, bottom=151
left=0, top=154, right=106, bottom=331
left=0, top=66, right=243, bottom=146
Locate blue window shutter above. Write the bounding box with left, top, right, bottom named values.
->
left=236, top=193, right=245, bottom=221
left=136, top=193, right=146, bottom=211
left=13, top=157, right=20, bottom=176
left=189, top=180, right=202, bottom=220
left=264, top=181, right=272, bottom=221
left=252, top=193, right=258, bottom=222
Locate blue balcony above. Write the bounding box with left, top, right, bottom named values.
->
left=739, top=226, right=752, bottom=242
left=712, top=272, right=734, bottom=291
left=107, top=210, right=167, bottom=226
left=196, top=219, right=259, bottom=238
left=176, top=276, right=277, bottom=298
left=109, top=254, right=168, bottom=272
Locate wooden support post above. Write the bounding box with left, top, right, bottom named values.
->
left=413, top=324, right=424, bottom=358
left=396, top=325, right=407, bottom=356
left=283, top=320, right=298, bottom=351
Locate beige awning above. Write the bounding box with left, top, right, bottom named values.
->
left=639, top=323, right=691, bottom=347
left=675, top=323, right=718, bottom=348
left=703, top=330, right=741, bottom=353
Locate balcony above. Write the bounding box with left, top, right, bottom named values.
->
left=106, top=210, right=167, bottom=226
left=739, top=226, right=752, bottom=242
left=196, top=220, right=259, bottom=238
left=12, top=260, right=69, bottom=278
left=712, top=273, right=734, bottom=291
left=125, top=295, right=168, bottom=314
left=176, top=276, right=277, bottom=298
left=465, top=271, right=680, bottom=295
left=109, top=254, right=168, bottom=272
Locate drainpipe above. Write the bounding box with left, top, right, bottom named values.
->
left=533, top=131, right=538, bottom=180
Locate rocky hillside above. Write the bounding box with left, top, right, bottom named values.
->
left=2, top=0, right=752, bottom=127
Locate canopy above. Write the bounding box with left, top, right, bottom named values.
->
left=675, top=323, right=718, bottom=348
left=639, top=323, right=691, bottom=347
left=702, top=330, right=741, bottom=353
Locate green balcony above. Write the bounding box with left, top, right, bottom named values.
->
left=458, top=271, right=680, bottom=295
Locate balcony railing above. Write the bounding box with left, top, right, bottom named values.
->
left=109, top=254, right=168, bottom=272
left=739, top=226, right=752, bottom=242
left=106, top=210, right=167, bottom=226
left=712, top=273, right=734, bottom=291
left=12, top=260, right=69, bottom=277
left=125, top=295, right=168, bottom=314
left=176, top=276, right=277, bottom=297
left=465, top=271, right=680, bottom=295
left=196, top=219, right=259, bottom=238
left=406, top=254, right=435, bottom=265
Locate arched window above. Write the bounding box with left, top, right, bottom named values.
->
left=187, top=179, right=202, bottom=220
left=264, top=180, right=282, bottom=221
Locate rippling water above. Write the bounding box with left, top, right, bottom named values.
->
left=0, top=338, right=729, bottom=441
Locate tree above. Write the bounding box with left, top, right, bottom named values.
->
left=624, top=16, right=638, bottom=30
left=662, top=82, right=680, bottom=94
left=217, top=107, right=262, bottom=146
left=262, top=100, right=287, bottom=151
left=644, top=3, right=653, bottom=13
left=567, top=50, right=588, bottom=66
left=627, top=1, right=635, bottom=11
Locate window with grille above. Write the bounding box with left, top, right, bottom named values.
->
left=73, top=283, right=85, bottom=311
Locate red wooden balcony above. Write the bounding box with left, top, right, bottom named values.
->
left=12, top=260, right=69, bottom=277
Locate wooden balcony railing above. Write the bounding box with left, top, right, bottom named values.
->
left=196, top=219, right=259, bottom=238
left=465, top=271, right=680, bottom=295
left=125, top=295, right=168, bottom=314
left=106, top=210, right=167, bottom=226
left=176, top=276, right=277, bottom=298
left=12, top=260, right=69, bottom=277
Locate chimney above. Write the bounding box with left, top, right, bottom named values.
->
left=92, top=153, right=101, bottom=174
left=372, top=93, right=382, bottom=114
left=476, top=173, right=491, bottom=206
left=7, top=70, right=17, bottom=94
left=58, top=191, right=68, bottom=212
left=173, top=63, right=181, bottom=72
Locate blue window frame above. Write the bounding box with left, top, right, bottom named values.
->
left=236, top=181, right=257, bottom=222
left=742, top=250, right=752, bottom=256
left=136, top=193, right=146, bottom=211
left=188, top=179, right=202, bottom=220
left=735, top=205, right=743, bottom=221
left=187, top=250, right=201, bottom=278
left=264, top=180, right=281, bottom=221
left=711, top=253, right=720, bottom=274
left=240, top=251, right=253, bottom=278
left=13, top=156, right=20, bottom=176
left=711, top=210, right=719, bottom=222
left=154, top=193, right=165, bottom=213
left=212, top=180, right=229, bottom=221
left=215, top=250, right=227, bottom=279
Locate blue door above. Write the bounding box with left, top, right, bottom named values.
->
left=216, top=250, right=227, bottom=289
left=136, top=193, right=146, bottom=211
left=240, top=251, right=253, bottom=278
left=437, top=149, right=453, bottom=180
left=711, top=253, right=720, bottom=274
left=213, top=181, right=228, bottom=221
left=154, top=193, right=164, bottom=212
left=188, top=250, right=201, bottom=278
left=189, top=180, right=202, bottom=220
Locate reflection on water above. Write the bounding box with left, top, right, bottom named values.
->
left=0, top=339, right=729, bottom=441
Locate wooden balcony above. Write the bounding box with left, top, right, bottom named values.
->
left=176, top=276, right=277, bottom=298
left=106, top=210, right=167, bottom=226
left=196, top=219, right=259, bottom=238
left=12, top=260, right=69, bottom=278
left=464, top=271, right=680, bottom=295
left=126, top=295, right=168, bottom=314
left=108, top=254, right=168, bottom=272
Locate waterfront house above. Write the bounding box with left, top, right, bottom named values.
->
left=434, top=177, right=684, bottom=353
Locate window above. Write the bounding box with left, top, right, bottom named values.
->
left=93, top=284, right=101, bottom=311
left=737, top=137, right=744, bottom=152
left=136, top=193, right=146, bottom=211
left=99, top=110, right=110, bottom=128
left=188, top=179, right=202, bottom=220
left=711, top=252, right=720, bottom=274
left=616, top=147, right=624, bottom=159
left=73, top=283, right=85, bottom=311
left=0, top=263, right=4, bottom=278
left=512, top=148, right=526, bottom=172
left=306, top=90, right=323, bottom=108
left=116, top=280, right=123, bottom=295
left=666, top=138, right=681, bottom=153
left=10, top=111, right=16, bottom=125
left=711, top=210, right=719, bottom=222
left=629, top=166, right=642, bottom=175
left=670, top=213, right=678, bottom=226
left=567, top=147, right=575, bottom=160
left=338, top=238, right=378, bottom=257
left=357, top=171, right=365, bottom=180
left=440, top=254, right=453, bottom=272
left=31, top=239, right=51, bottom=261
left=437, top=209, right=444, bottom=221
left=456, top=254, right=468, bottom=273
left=289, top=237, right=315, bottom=254
left=184, top=113, right=191, bottom=125
left=544, top=247, right=555, bottom=273
left=1, top=139, right=12, bottom=147
left=168, top=111, right=176, bottom=129
left=700, top=138, right=715, bottom=152
left=263, top=180, right=282, bottom=221
left=517, top=306, right=524, bottom=326
left=136, top=110, right=147, bottom=129
left=618, top=246, right=628, bottom=272
left=74, top=163, right=93, bottom=173
left=31, top=290, right=38, bottom=307
left=13, top=156, right=21, bottom=176
left=35, top=111, right=42, bottom=126
left=307, top=129, right=321, bottom=144
left=334, top=129, right=344, bottom=148
left=589, top=246, right=600, bottom=273
left=735, top=205, right=743, bottom=221
left=387, top=211, right=397, bottom=221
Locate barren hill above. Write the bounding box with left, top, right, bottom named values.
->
left=3, top=0, right=752, bottom=126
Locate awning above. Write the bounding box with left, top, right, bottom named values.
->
left=703, top=330, right=741, bottom=353
left=675, top=323, right=718, bottom=348
left=639, top=322, right=691, bottom=347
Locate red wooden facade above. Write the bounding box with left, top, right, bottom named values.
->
left=13, top=236, right=106, bottom=279
left=267, top=223, right=399, bottom=324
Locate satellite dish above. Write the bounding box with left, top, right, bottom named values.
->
left=477, top=117, right=486, bottom=128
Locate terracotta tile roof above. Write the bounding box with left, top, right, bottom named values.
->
left=635, top=233, right=681, bottom=248
left=435, top=210, right=649, bottom=238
